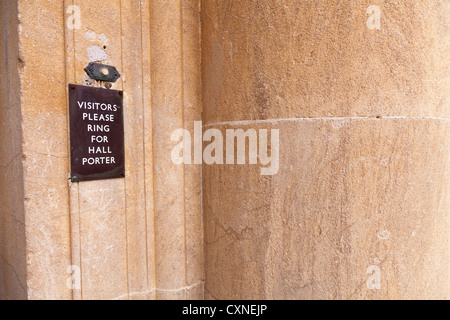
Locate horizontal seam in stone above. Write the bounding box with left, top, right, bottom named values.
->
left=111, top=281, right=204, bottom=300
left=156, top=281, right=204, bottom=293
left=112, top=289, right=155, bottom=301
left=204, top=116, right=450, bottom=128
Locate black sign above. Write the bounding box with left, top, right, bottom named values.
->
left=69, top=84, right=125, bottom=182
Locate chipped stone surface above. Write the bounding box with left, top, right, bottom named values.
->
left=87, top=45, right=107, bottom=62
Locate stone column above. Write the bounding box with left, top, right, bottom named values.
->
left=202, top=0, right=450, bottom=299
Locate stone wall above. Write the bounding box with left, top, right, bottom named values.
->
left=0, top=0, right=27, bottom=300
left=0, top=0, right=449, bottom=300
left=0, top=0, right=203, bottom=300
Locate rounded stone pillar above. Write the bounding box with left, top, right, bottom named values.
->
left=202, top=1, right=449, bottom=299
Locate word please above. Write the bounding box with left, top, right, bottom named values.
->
left=82, top=113, right=114, bottom=122
left=171, top=122, right=279, bottom=176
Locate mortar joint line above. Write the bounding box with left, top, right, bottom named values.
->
left=204, top=116, right=450, bottom=128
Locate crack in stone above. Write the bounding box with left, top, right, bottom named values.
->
left=111, top=281, right=204, bottom=300
left=0, top=252, right=27, bottom=295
